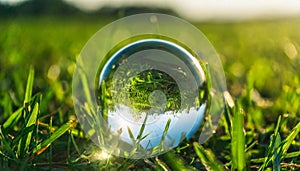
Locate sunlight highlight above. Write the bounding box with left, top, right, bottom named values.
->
left=92, top=150, right=111, bottom=160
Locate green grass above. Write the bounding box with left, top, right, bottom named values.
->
left=0, top=16, right=300, bottom=170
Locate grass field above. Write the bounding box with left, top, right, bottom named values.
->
left=0, top=16, right=300, bottom=170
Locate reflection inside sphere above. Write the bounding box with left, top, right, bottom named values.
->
left=97, top=39, right=209, bottom=152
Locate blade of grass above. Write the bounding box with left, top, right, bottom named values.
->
left=161, top=150, right=196, bottom=171
left=281, top=122, right=300, bottom=158
left=231, top=101, right=246, bottom=171
left=24, top=103, right=39, bottom=152
left=285, top=151, right=300, bottom=158
left=17, top=102, right=39, bottom=158
left=251, top=151, right=300, bottom=163
left=127, top=126, right=136, bottom=144
left=223, top=91, right=234, bottom=137
left=2, top=107, right=23, bottom=130
left=70, top=131, right=81, bottom=155
left=136, top=114, right=148, bottom=140
left=252, top=151, right=300, bottom=164
left=258, top=117, right=299, bottom=170
left=16, top=67, right=35, bottom=158
left=158, top=118, right=171, bottom=151
left=49, top=114, right=53, bottom=168
left=32, top=120, right=76, bottom=156
left=259, top=115, right=282, bottom=171
left=193, top=142, right=225, bottom=171
left=127, top=127, right=139, bottom=158
left=273, top=134, right=281, bottom=171
left=78, top=67, right=94, bottom=113
left=12, top=125, right=35, bottom=148
left=155, top=157, right=170, bottom=171
left=10, top=95, right=41, bottom=149
left=161, top=118, right=171, bottom=142
left=24, top=66, right=34, bottom=104
left=101, top=81, right=108, bottom=121
left=151, top=118, right=173, bottom=155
